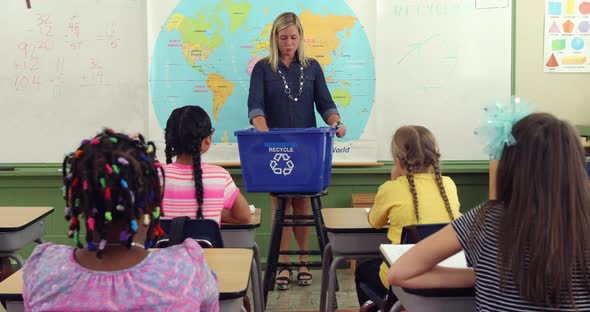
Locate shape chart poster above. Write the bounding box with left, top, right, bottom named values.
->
left=544, top=0, right=590, bottom=72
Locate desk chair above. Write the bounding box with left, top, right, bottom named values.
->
left=360, top=223, right=449, bottom=312
left=156, top=217, right=224, bottom=248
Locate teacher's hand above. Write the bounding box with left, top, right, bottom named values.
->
left=332, top=121, right=346, bottom=138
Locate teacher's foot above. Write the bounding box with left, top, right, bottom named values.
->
left=297, top=266, right=312, bottom=286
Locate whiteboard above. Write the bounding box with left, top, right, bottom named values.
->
left=0, top=0, right=147, bottom=163
left=375, top=0, right=512, bottom=160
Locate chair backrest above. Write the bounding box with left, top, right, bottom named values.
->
left=157, top=217, right=224, bottom=248
left=400, top=223, right=448, bottom=244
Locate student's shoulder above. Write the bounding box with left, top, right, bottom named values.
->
left=378, top=178, right=409, bottom=193
left=202, top=162, right=231, bottom=175
left=23, top=243, right=72, bottom=272
left=157, top=238, right=205, bottom=264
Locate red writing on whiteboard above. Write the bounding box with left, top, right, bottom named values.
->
left=66, top=16, right=82, bottom=50
left=80, top=58, right=107, bottom=86
left=97, top=23, right=120, bottom=48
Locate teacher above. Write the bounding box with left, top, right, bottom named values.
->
left=247, top=12, right=346, bottom=290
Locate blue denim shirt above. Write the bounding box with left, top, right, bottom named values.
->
left=247, top=58, right=339, bottom=128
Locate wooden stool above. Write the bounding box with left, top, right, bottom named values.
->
left=263, top=190, right=328, bottom=305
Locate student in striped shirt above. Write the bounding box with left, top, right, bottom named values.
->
left=388, top=112, right=590, bottom=311
left=162, top=105, right=251, bottom=225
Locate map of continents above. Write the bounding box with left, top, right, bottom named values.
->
left=150, top=0, right=375, bottom=142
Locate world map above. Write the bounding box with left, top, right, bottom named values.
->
left=150, top=0, right=375, bottom=142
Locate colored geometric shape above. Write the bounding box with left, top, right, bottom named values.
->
left=580, top=1, right=590, bottom=15
left=546, top=53, right=559, bottom=67
left=579, top=21, right=590, bottom=33
left=548, top=1, right=562, bottom=15
left=567, top=0, right=575, bottom=15
left=549, top=20, right=560, bottom=33
left=563, top=20, right=575, bottom=33
left=571, top=37, right=585, bottom=51
left=552, top=39, right=566, bottom=51
left=562, top=55, right=587, bottom=65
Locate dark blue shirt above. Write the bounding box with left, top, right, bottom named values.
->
left=247, top=58, right=339, bottom=128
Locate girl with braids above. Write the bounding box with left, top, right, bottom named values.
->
left=389, top=113, right=590, bottom=311
left=355, top=125, right=461, bottom=311
left=162, top=105, right=251, bottom=224
left=22, top=129, right=219, bottom=311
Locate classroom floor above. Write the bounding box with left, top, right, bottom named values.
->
left=263, top=267, right=359, bottom=312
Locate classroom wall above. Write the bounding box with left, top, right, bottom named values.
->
left=515, top=0, right=590, bottom=124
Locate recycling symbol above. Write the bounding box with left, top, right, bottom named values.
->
left=270, top=153, right=294, bottom=176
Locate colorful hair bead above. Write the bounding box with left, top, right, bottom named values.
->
left=87, top=241, right=96, bottom=251
left=130, top=191, right=135, bottom=204
left=139, top=153, right=148, bottom=161
left=87, top=217, right=95, bottom=231
left=106, top=164, right=113, bottom=174
left=83, top=180, right=89, bottom=190
left=81, top=139, right=91, bottom=145
left=105, top=211, right=112, bottom=222
left=90, top=138, right=100, bottom=145
left=130, top=220, right=138, bottom=232
left=100, top=178, right=106, bottom=188
left=147, top=191, right=154, bottom=201
left=154, top=162, right=162, bottom=168
left=117, top=157, right=129, bottom=166
left=146, top=145, right=154, bottom=154
left=112, top=164, right=119, bottom=174
left=119, top=230, right=131, bottom=241
left=65, top=206, right=71, bottom=216
left=98, top=239, right=107, bottom=251
left=92, top=207, right=98, bottom=215
left=74, top=150, right=84, bottom=158
left=144, top=240, right=152, bottom=249
left=120, top=179, right=128, bottom=189
left=73, top=231, right=81, bottom=247
left=143, top=214, right=150, bottom=226
left=71, top=216, right=78, bottom=226
left=105, top=187, right=111, bottom=200
left=72, top=177, right=80, bottom=187
left=153, top=206, right=161, bottom=218
left=154, top=224, right=164, bottom=237
left=109, top=137, right=118, bottom=143
left=116, top=204, right=125, bottom=211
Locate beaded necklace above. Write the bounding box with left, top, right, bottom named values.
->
left=277, top=65, right=304, bottom=102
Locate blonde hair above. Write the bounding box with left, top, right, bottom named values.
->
left=266, top=12, right=309, bottom=72
left=391, top=126, right=454, bottom=223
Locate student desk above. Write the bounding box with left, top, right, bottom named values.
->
left=0, top=207, right=54, bottom=268
left=221, top=208, right=263, bottom=312
left=0, top=248, right=253, bottom=312
left=380, top=244, right=475, bottom=312
left=319, top=208, right=390, bottom=312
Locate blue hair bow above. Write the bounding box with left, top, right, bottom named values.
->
left=475, top=97, right=535, bottom=160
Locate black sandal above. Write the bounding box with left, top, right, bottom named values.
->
left=275, top=268, right=292, bottom=290
left=297, top=266, right=313, bottom=286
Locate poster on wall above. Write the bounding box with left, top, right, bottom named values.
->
left=544, top=0, right=590, bottom=72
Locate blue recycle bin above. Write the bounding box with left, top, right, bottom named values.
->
left=234, top=127, right=334, bottom=193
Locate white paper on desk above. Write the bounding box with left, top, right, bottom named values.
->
left=380, top=244, right=467, bottom=268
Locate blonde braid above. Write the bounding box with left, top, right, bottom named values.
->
left=404, top=159, right=420, bottom=223
left=433, top=162, right=454, bottom=220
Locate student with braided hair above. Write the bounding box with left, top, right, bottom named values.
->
left=163, top=105, right=251, bottom=224
left=22, top=129, right=219, bottom=311
left=355, top=125, right=461, bottom=311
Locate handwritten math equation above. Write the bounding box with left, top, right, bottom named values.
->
left=14, top=13, right=120, bottom=93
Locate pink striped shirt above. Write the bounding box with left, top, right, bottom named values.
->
left=162, top=162, right=239, bottom=224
